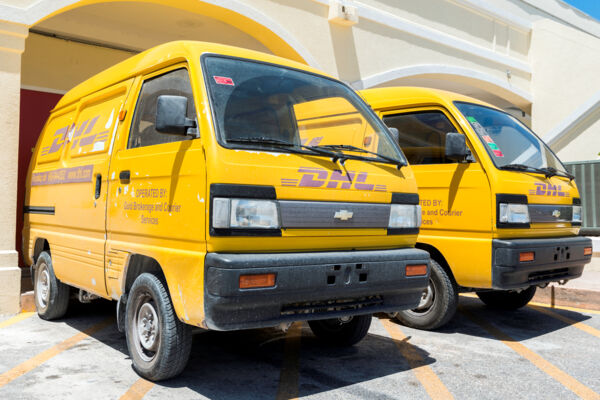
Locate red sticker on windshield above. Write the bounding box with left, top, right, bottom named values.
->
left=482, top=135, right=494, bottom=143
left=213, top=76, right=234, bottom=86
left=492, top=150, right=504, bottom=157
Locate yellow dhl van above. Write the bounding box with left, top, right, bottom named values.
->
left=23, top=42, right=431, bottom=380
left=360, top=87, right=593, bottom=330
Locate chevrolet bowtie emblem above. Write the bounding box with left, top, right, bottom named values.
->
left=334, top=210, right=354, bottom=221
left=552, top=209, right=561, bottom=218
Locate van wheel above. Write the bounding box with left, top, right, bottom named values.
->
left=394, top=259, right=457, bottom=330
left=308, top=314, right=371, bottom=346
left=476, top=286, right=536, bottom=310
left=125, top=273, right=192, bottom=381
left=34, top=251, right=70, bottom=320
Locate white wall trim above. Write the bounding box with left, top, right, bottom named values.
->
left=449, top=0, right=532, bottom=32
left=310, top=0, right=532, bottom=75
left=21, top=85, right=67, bottom=95
left=521, top=0, right=600, bottom=39
left=0, top=0, right=322, bottom=69
left=544, top=89, right=600, bottom=149
left=351, top=64, right=533, bottom=104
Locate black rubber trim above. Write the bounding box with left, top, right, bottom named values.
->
left=209, top=183, right=281, bottom=237
left=23, top=206, right=55, bottom=215
left=210, top=183, right=276, bottom=199
left=491, top=236, right=592, bottom=289
left=387, top=228, right=419, bottom=235
left=391, top=192, right=419, bottom=205
left=572, top=197, right=581, bottom=205
left=496, top=193, right=529, bottom=229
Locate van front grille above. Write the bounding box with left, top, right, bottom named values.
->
left=280, top=296, right=383, bottom=316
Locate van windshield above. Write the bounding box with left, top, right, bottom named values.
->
left=203, top=55, right=405, bottom=165
left=455, top=102, right=568, bottom=174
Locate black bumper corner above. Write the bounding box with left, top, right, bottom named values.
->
left=204, top=248, right=430, bottom=331
left=492, top=236, right=592, bottom=290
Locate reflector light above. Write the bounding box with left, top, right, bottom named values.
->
left=519, top=251, right=535, bottom=262
left=118, top=110, right=127, bottom=121
left=584, top=247, right=593, bottom=256
left=406, top=264, right=428, bottom=277
left=239, top=273, right=276, bottom=289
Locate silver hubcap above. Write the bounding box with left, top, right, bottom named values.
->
left=136, top=302, right=159, bottom=353
left=36, top=266, right=50, bottom=308
left=414, top=281, right=435, bottom=311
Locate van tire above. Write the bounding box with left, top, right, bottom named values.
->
left=34, top=251, right=70, bottom=320
left=476, top=286, right=537, bottom=310
left=308, top=314, right=371, bottom=346
left=393, top=259, right=457, bottom=330
left=125, top=273, right=192, bottom=381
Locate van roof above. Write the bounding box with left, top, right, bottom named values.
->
left=54, top=40, right=328, bottom=110
left=359, top=86, right=497, bottom=111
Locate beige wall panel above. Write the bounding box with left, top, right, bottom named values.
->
left=556, top=112, right=600, bottom=162
left=530, top=18, right=600, bottom=136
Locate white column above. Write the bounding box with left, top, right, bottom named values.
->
left=0, top=20, right=28, bottom=315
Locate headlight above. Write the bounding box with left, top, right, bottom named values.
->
left=213, top=198, right=280, bottom=229
left=573, top=205, right=582, bottom=223
left=499, top=203, right=529, bottom=224
left=389, top=204, right=421, bottom=228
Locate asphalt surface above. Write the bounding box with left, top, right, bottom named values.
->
left=0, top=296, right=599, bottom=400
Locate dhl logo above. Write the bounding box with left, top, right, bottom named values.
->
left=281, top=167, right=386, bottom=192
left=41, top=113, right=112, bottom=157
left=529, top=182, right=570, bottom=197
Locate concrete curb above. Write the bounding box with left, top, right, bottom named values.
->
left=533, top=286, right=600, bottom=311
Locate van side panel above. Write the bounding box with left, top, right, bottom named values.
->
left=28, top=79, right=133, bottom=297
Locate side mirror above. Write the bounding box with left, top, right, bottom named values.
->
left=156, top=95, right=198, bottom=137
left=387, top=127, right=400, bottom=143
left=445, top=132, right=469, bottom=162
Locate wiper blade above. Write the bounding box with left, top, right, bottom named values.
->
left=500, top=163, right=574, bottom=180
left=225, top=137, right=345, bottom=160
left=540, top=166, right=575, bottom=181
left=317, top=144, right=407, bottom=168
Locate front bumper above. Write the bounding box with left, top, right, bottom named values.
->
left=492, top=236, right=592, bottom=289
left=204, top=248, right=430, bottom=330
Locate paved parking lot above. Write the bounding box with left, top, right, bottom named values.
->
left=1, top=295, right=599, bottom=400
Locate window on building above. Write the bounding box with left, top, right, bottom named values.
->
left=128, top=68, right=196, bottom=149
left=383, top=111, right=460, bottom=165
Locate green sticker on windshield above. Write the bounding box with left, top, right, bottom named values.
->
left=467, top=116, right=478, bottom=123
left=488, top=142, right=499, bottom=150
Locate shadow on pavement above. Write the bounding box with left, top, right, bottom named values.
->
left=435, top=295, right=593, bottom=341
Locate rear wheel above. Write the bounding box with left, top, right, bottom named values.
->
left=394, top=259, right=457, bottom=330
left=308, top=314, right=371, bottom=346
left=476, top=286, right=536, bottom=310
left=125, top=273, right=192, bottom=381
left=34, top=251, right=69, bottom=320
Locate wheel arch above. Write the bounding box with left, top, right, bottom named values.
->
left=33, top=238, right=50, bottom=265
left=415, top=242, right=458, bottom=287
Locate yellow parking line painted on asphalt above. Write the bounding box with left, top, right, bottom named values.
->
left=0, top=317, right=113, bottom=387
left=119, top=378, right=155, bottom=400
left=460, top=308, right=600, bottom=400
left=0, top=312, right=34, bottom=329
left=528, top=305, right=600, bottom=339
left=381, top=319, right=454, bottom=400
left=459, top=293, right=600, bottom=315
left=276, top=322, right=303, bottom=400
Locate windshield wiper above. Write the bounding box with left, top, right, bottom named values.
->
left=317, top=144, right=407, bottom=169
left=500, top=163, right=574, bottom=181
left=225, top=137, right=347, bottom=162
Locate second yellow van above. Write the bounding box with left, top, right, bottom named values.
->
left=361, top=87, right=592, bottom=329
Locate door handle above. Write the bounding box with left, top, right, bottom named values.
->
left=119, top=170, right=130, bottom=184
left=95, top=174, right=102, bottom=199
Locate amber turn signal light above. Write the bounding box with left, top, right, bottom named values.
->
left=584, top=247, right=593, bottom=256
left=406, top=264, right=428, bottom=277
left=239, top=273, right=276, bottom=289
left=519, top=251, right=535, bottom=262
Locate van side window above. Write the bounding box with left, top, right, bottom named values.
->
left=128, top=68, right=196, bottom=149
left=383, top=111, right=460, bottom=165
